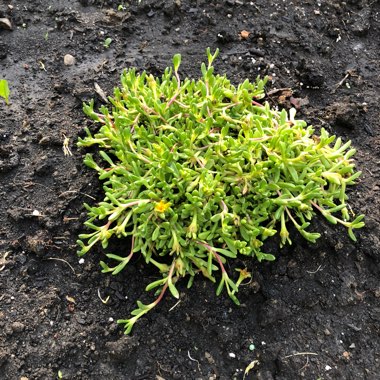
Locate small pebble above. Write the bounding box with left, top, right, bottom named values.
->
left=64, top=54, right=76, bottom=66
left=78, top=258, right=85, bottom=264
left=229, top=352, right=236, bottom=358
left=249, top=344, right=255, bottom=351
left=11, top=321, right=25, bottom=333
left=325, top=365, right=332, bottom=371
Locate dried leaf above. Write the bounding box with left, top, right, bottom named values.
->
left=66, top=296, right=76, bottom=304
left=95, top=83, right=108, bottom=103
left=290, top=96, right=309, bottom=109
left=243, top=359, right=259, bottom=379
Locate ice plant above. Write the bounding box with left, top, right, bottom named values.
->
left=77, top=49, right=364, bottom=333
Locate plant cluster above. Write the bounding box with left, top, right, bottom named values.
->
left=77, top=49, right=364, bottom=333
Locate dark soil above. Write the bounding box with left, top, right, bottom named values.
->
left=1, top=1, right=379, bottom=379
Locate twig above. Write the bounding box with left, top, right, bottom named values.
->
left=12, top=180, right=55, bottom=193
left=333, top=70, right=356, bottom=93
left=267, top=87, right=292, bottom=96
left=187, top=351, right=201, bottom=372
left=283, top=352, right=318, bottom=359
left=58, top=190, right=96, bottom=200
left=169, top=299, right=181, bottom=312
left=25, top=211, right=46, bottom=217
left=47, top=257, right=76, bottom=274
left=251, top=3, right=261, bottom=13
left=299, top=355, right=310, bottom=372
left=347, top=204, right=355, bottom=217
left=306, top=264, right=323, bottom=274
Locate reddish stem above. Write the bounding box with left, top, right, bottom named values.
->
left=154, top=261, right=175, bottom=305
left=166, top=71, right=181, bottom=108
left=197, top=241, right=226, bottom=274
left=252, top=100, right=264, bottom=107
left=311, top=201, right=323, bottom=213
left=126, top=235, right=135, bottom=261
left=211, top=250, right=226, bottom=274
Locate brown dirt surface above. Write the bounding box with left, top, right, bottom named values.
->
left=1, top=1, right=379, bottom=379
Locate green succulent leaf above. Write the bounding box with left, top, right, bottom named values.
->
left=0, top=79, right=10, bottom=104
left=172, top=53, right=181, bottom=72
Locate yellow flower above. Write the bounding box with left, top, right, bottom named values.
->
left=155, top=200, right=170, bottom=213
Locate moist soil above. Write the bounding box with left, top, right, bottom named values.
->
left=0, top=1, right=379, bottom=379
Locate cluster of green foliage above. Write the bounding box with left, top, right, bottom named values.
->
left=77, top=49, right=364, bottom=334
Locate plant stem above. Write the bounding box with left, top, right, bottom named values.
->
left=154, top=261, right=176, bottom=305
left=197, top=241, right=226, bottom=274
